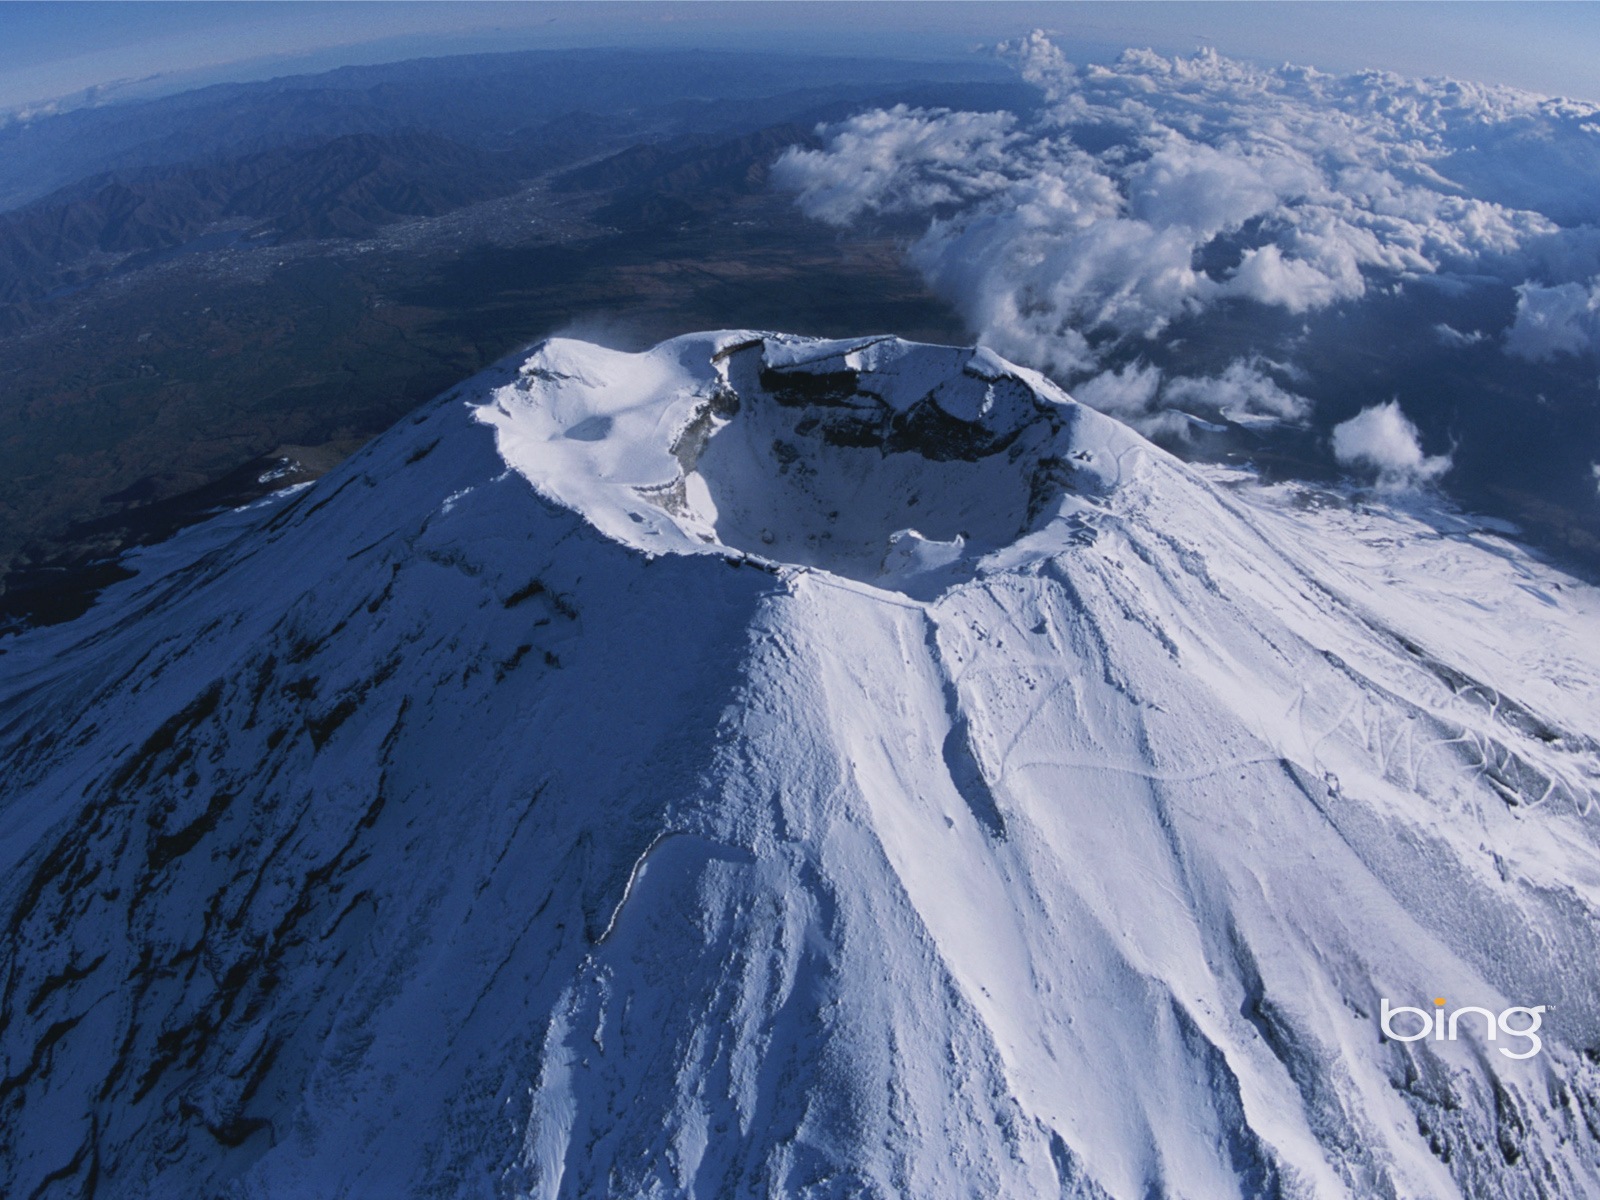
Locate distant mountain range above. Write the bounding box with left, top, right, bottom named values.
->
left=0, top=49, right=1018, bottom=211
left=0, top=57, right=1032, bottom=314
left=0, top=127, right=586, bottom=306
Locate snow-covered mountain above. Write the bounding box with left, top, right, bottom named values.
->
left=3, top=331, right=1599, bottom=1199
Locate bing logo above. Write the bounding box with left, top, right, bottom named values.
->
left=1380, top=997, right=1545, bottom=1059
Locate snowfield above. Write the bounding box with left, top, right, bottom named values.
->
left=2, top=332, right=1598, bottom=1199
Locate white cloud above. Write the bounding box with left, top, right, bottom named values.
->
left=1331, top=401, right=1452, bottom=488
left=1504, top=277, right=1600, bottom=361
left=1068, top=361, right=1208, bottom=440
left=1164, top=361, right=1311, bottom=425
left=1070, top=361, right=1162, bottom=417
left=773, top=33, right=1600, bottom=431
left=1067, top=358, right=1310, bottom=439
left=769, top=106, right=1021, bottom=226
left=1433, top=323, right=1486, bottom=348
left=1221, top=242, right=1363, bottom=312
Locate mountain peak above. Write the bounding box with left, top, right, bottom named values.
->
left=479, top=332, right=1132, bottom=592
left=2, top=332, right=1598, bottom=1199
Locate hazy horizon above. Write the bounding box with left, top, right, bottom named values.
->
left=5, top=1, right=1600, bottom=119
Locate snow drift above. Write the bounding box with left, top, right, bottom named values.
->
left=2, top=332, right=1599, bottom=1199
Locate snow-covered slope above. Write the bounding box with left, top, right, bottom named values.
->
left=3, top=332, right=1599, bottom=1199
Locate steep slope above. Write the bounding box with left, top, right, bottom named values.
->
left=2, top=333, right=1599, bottom=1199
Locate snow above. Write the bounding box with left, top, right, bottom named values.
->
left=475, top=332, right=1123, bottom=590
left=1, top=333, right=1598, bottom=1198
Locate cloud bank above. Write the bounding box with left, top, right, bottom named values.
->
left=773, top=33, right=1600, bottom=513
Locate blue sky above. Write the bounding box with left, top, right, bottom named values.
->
left=3, top=2, right=1600, bottom=116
